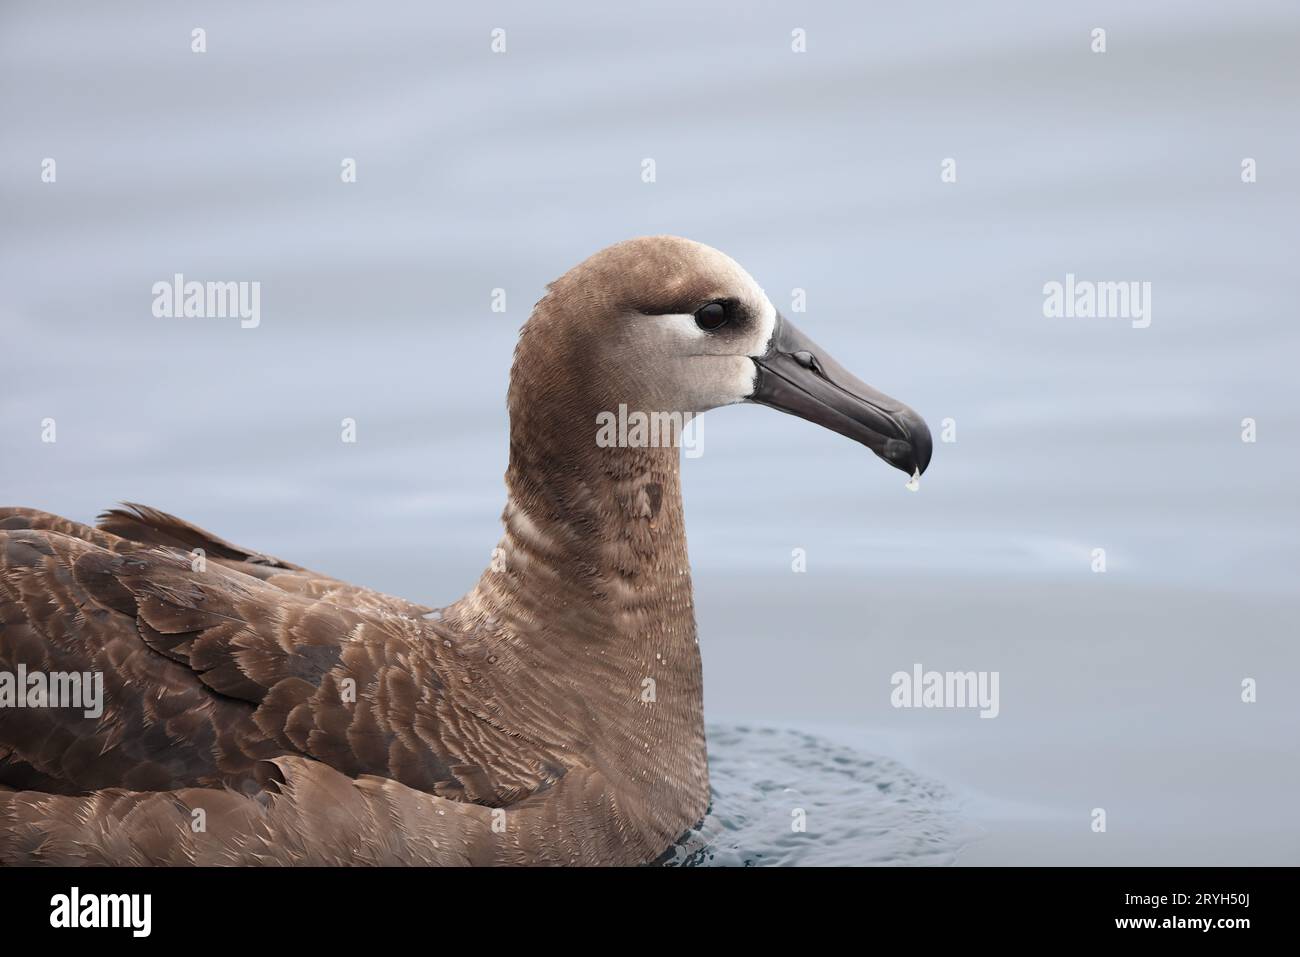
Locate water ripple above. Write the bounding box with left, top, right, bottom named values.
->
left=660, top=724, right=974, bottom=866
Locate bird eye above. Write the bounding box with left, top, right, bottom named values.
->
left=694, top=301, right=728, bottom=331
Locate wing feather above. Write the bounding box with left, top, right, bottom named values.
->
left=1, top=507, right=566, bottom=808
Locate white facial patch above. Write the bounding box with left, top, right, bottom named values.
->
left=598, top=239, right=779, bottom=414
left=613, top=315, right=758, bottom=412
left=684, top=242, right=778, bottom=359
left=658, top=242, right=776, bottom=407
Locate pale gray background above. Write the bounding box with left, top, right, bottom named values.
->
left=2, top=1, right=1297, bottom=864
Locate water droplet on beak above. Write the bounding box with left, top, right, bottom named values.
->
left=905, top=470, right=920, bottom=492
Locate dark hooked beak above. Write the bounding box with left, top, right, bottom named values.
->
left=748, top=314, right=932, bottom=478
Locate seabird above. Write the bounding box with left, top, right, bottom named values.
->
left=0, top=236, right=930, bottom=865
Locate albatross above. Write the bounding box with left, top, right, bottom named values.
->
left=0, top=236, right=930, bottom=865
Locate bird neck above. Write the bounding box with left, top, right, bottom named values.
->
left=452, top=425, right=708, bottom=830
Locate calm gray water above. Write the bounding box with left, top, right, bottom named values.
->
left=1, top=1, right=1297, bottom=864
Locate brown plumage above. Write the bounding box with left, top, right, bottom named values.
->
left=0, top=237, right=930, bottom=865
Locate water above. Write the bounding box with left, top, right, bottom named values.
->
left=662, top=724, right=974, bottom=866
